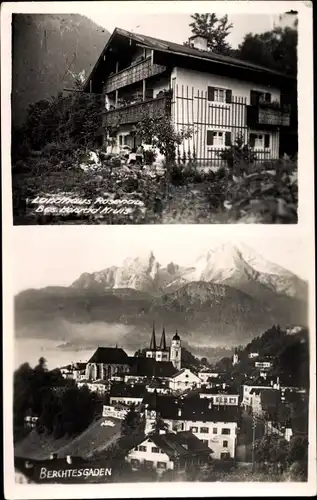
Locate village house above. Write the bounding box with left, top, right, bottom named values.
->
left=199, top=386, right=239, bottom=406
left=109, top=382, right=147, bottom=406
left=102, top=405, right=129, bottom=420
left=125, top=430, right=211, bottom=473
left=242, top=377, right=280, bottom=409
left=254, top=358, right=273, bottom=370
left=169, top=368, right=201, bottom=392
left=77, top=379, right=109, bottom=394
left=143, top=395, right=239, bottom=460
left=84, top=28, right=294, bottom=164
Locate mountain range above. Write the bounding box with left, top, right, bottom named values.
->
left=12, top=14, right=110, bottom=127
left=15, top=243, right=308, bottom=354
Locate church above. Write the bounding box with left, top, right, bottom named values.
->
left=146, top=324, right=182, bottom=371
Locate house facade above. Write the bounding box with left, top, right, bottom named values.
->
left=169, top=368, right=201, bottom=392
left=144, top=396, right=239, bottom=460
left=84, top=28, right=294, bottom=165
left=125, top=431, right=211, bottom=473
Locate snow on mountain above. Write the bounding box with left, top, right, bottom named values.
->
left=71, top=244, right=306, bottom=299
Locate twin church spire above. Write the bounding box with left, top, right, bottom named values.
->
left=149, top=322, right=167, bottom=351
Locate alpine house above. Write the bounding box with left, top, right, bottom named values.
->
left=84, top=27, right=296, bottom=165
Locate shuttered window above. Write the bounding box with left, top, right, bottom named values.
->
left=264, top=134, right=270, bottom=148
left=206, top=130, right=214, bottom=145
left=208, top=86, right=232, bottom=103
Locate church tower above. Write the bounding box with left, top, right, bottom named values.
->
left=156, top=326, right=169, bottom=362
left=232, top=348, right=239, bottom=366
left=170, top=330, right=181, bottom=371
left=146, top=322, right=157, bottom=359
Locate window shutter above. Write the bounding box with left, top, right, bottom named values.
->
left=265, top=92, right=271, bottom=103
left=206, top=130, right=214, bottom=145
left=225, top=131, right=231, bottom=146
left=250, top=90, right=258, bottom=106
left=208, top=86, right=215, bottom=101
left=249, top=133, right=256, bottom=147
left=225, top=89, right=232, bottom=103
left=264, top=134, right=270, bottom=148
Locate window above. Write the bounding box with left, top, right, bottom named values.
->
left=200, top=427, right=209, bottom=434
left=138, top=445, right=147, bottom=452
left=144, top=460, right=153, bottom=468
left=249, top=133, right=270, bottom=149
left=223, top=440, right=228, bottom=448
left=229, top=398, right=236, bottom=403
left=223, top=397, right=228, bottom=404
left=222, top=428, right=230, bottom=435
left=190, top=426, right=198, bottom=433
left=215, top=397, right=220, bottom=403
left=213, top=428, right=217, bottom=434
left=207, top=130, right=231, bottom=147
left=130, top=458, right=140, bottom=466
left=208, top=86, right=232, bottom=103
left=152, top=447, right=160, bottom=453
left=157, top=462, right=167, bottom=469
left=250, top=90, right=271, bottom=106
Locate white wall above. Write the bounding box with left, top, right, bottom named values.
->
left=169, top=369, right=201, bottom=391
left=126, top=437, right=174, bottom=471
left=171, top=67, right=281, bottom=162
left=110, top=396, right=143, bottom=406
left=199, top=393, right=239, bottom=406
left=144, top=415, right=237, bottom=459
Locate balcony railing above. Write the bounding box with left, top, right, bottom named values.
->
left=103, top=95, right=170, bottom=127
left=104, top=57, right=167, bottom=93
left=247, top=104, right=291, bottom=127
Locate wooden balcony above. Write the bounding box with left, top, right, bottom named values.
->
left=103, top=95, right=170, bottom=127
left=247, top=105, right=291, bottom=128
left=104, top=57, right=167, bottom=93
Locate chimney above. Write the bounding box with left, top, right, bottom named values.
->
left=66, top=455, right=72, bottom=464
left=189, top=35, right=209, bottom=51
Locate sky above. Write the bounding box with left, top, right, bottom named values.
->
left=12, top=225, right=310, bottom=293
left=86, top=12, right=277, bottom=49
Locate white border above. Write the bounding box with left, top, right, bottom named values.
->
left=1, top=1, right=316, bottom=498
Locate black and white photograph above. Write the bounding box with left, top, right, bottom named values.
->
left=10, top=5, right=299, bottom=225
left=1, top=1, right=315, bottom=499
left=10, top=226, right=311, bottom=485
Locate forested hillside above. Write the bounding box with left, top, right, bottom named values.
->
left=12, top=14, right=110, bottom=127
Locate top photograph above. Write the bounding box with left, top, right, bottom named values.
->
left=11, top=9, right=298, bottom=225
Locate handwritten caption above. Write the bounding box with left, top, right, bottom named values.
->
left=29, top=196, right=145, bottom=216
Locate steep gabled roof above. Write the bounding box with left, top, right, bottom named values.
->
left=128, top=431, right=212, bottom=459
left=83, top=26, right=294, bottom=92
left=87, top=347, right=128, bottom=364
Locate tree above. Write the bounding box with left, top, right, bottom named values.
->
left=150, top=415, right=169, bottom=433
left=121, top=404, right=145, bottom=437
left=254, top=434, right=289, bottom=472
left=135, top=107, right=193, bottom=196
left=236, top=27, right=297, bottom=76
left=184, top=13, right=233, bottom=55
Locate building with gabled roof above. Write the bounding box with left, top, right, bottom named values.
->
left=85, top=347, right=130, bottom=381
left=143, top=394, right=240, bottom=460
left=125, top=430, right=211, bottom=473
left=84, top=27, right=295, bottom=164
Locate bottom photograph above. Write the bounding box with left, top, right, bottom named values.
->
left=12, top=226, right=310, bottom=484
